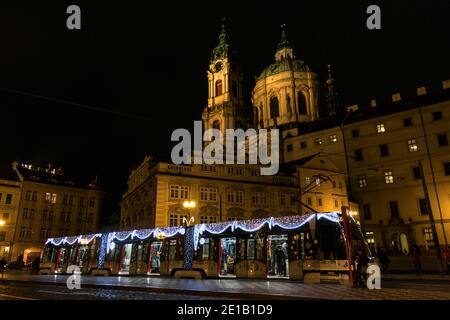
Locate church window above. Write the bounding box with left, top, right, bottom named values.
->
left=215, top=80, right=223, bottom=96
left=298, top=92, right=307, bottom=115
left=270, top=96, right=279, bottom=119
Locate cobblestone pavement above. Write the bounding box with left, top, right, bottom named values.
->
left=2, top=273, right=450, bottom=300
left=0, top=282, right=230, bottom=300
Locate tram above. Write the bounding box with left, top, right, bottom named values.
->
left=39, top=212, right=373, bottom=281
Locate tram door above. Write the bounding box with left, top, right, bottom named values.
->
left=120, top=244, right=133, bottom=273
left=267, top=234, right=289, bottom=278
left=75, top=246, right=86, bottom=268
left=149, top=241, right=163, bottom=274
left=56, top=248, right=67, bottom=273
left=219, top=237, right=236, bottom=277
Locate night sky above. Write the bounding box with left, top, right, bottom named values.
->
left=1, top=1, right=449, bottom=218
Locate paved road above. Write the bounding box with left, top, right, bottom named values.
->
left=0, top=281, right=230, bottom=300
left=2, top=273, right=450, bottom=300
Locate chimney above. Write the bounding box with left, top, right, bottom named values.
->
left=443, top=79, right=450, bottom=90
left=370, top=99, right=377, bottom=108
left=416, top=86, right=427, bottom=96
left=392, top=93, right=401, bottom=102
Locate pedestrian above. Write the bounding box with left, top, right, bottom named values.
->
left=275, top=245, right=286, bottom=277
left=411, top=245, right=422, bottom=274
left=31, top=256, right=40, bottom=275
left=378, top=247, right=390, bottom=272
left=353, top=249, right=368, bottom=288
left=0, top=257, right=7, bottom=279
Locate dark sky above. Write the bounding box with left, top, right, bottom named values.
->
left=1, top=0, right=449, bottom=211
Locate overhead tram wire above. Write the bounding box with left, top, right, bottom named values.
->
left=0, top=87, right=154, bottom=122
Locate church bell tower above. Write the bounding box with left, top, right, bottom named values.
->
left=202, top=19, right=247, bottom=139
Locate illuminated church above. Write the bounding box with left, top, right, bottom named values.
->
left=121, top=20, right=450, bottom=259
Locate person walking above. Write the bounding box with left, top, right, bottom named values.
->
left=353, top=249, right=369, bottom=288
left=0, top=257, right=7, bottom=279
left=378, top=247, right=390, bottom=272
left=31, top=256, right=40, bottom=275
left=411, top=245, right=422, bottom=274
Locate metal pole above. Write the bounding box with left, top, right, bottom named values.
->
left=341, top=206, right=354, bottom=286
left=419, top=160, right=445, bottom=274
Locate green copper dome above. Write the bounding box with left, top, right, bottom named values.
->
left=258, top=59, right=310, bottom=79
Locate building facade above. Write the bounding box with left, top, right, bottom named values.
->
left=0, top=162, right=105, bottom=263
left=0, top=163, right=22, bottom=259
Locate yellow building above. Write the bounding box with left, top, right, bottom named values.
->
left=0, top=163, right=22, bottom=260
left=5, top=162, right=105, bottom=263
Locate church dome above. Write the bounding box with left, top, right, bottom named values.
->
left=258, top=58, right=310, bottom=79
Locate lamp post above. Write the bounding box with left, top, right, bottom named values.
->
left=183, top=200, right=196, bottom=226
left=0, top=220, right=5, bottom=226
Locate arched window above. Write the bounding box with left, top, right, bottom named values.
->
left=215, top=80, right=223, bottom=96
left=298, top=92, right=307, bottom=115
left=212, top=120, right=220, bottom=131
left=270, top=96, right=279, bottom=119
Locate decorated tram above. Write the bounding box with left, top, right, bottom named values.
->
left=39, top=212, right=372, bottom=281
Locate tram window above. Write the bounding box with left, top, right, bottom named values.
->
left=168, top=240, right=177, bottom=260
left=256, top=238, right=265, bottom=259
left=239, top=240, right=245, bottom=260
left=201, top=239, right=210, bottom=259
left=246, top=239, right=255, bottom=260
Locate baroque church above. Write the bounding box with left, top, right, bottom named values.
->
left=120, top=20, right=351, bottom=231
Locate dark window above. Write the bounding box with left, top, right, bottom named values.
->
left=270, top=96, right=279, bottom=118
left=438, top=134, right=448, bottom=147
left=300, top=141, right=307, bottom=149
left=432, top=111, right=442, bottom=121
left=418, top=199, right=429, bottom=216
left=403, top=117, right=412, bottom=127
left=380, top=144, right=389, bottom=157
left=444, top=162, right=450, bottom=176
left=231, top=80, right=237, bottom=98
left=5, top=194, right=12, bottom=204
left=286, top=144, right=293, bottom=152
left=363, top=204, right=372, bottom=220
left=412, top=167, right=421, bottom=180
left=354, top=149, right=363, bottom=161
left=215, top=80, right=222, bottom=96
left=298, top=92, right=307, bottom=115
left=389, top=201, right=400, bottom=218
left=352, top=129, right=360, bottom=138
left=0, top=232, right=5, bottom=242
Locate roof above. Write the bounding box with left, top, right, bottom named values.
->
left=0, top=162, right=20, bottom=182
left=258, top=58, right=311, bottom=79
left=16, top=166, right=89, bottom=189
left=281, top=87, right=450, bottom=137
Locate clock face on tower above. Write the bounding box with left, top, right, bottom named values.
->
left=214, top=61, right=223, bottom=72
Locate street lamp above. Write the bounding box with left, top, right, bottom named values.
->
left=0, top=220, right=5, bottom=226
left=183, top=200, right=196, bottom=226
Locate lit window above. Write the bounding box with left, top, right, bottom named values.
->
left=45, top=192, right=51, bottom=202
left=376, top=123, right=386, bottom=133
left=358, top=175, right=367, bottom=188
left=408, top=139, right=418, bottom=152
left=169, top=185, right=189, bottom=199
left=329, top=134, right=337, bottom=143
left=423, top=228, right=434, bottom=247
left=384, top=171, right=394, bottom=184
left=314, top=138, right=322, bottom=145
left=51, top=193, right=57, bottom=204
left=305, top=177, right=311, bottom=185
left=365, top=231, right=375, bottom=244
